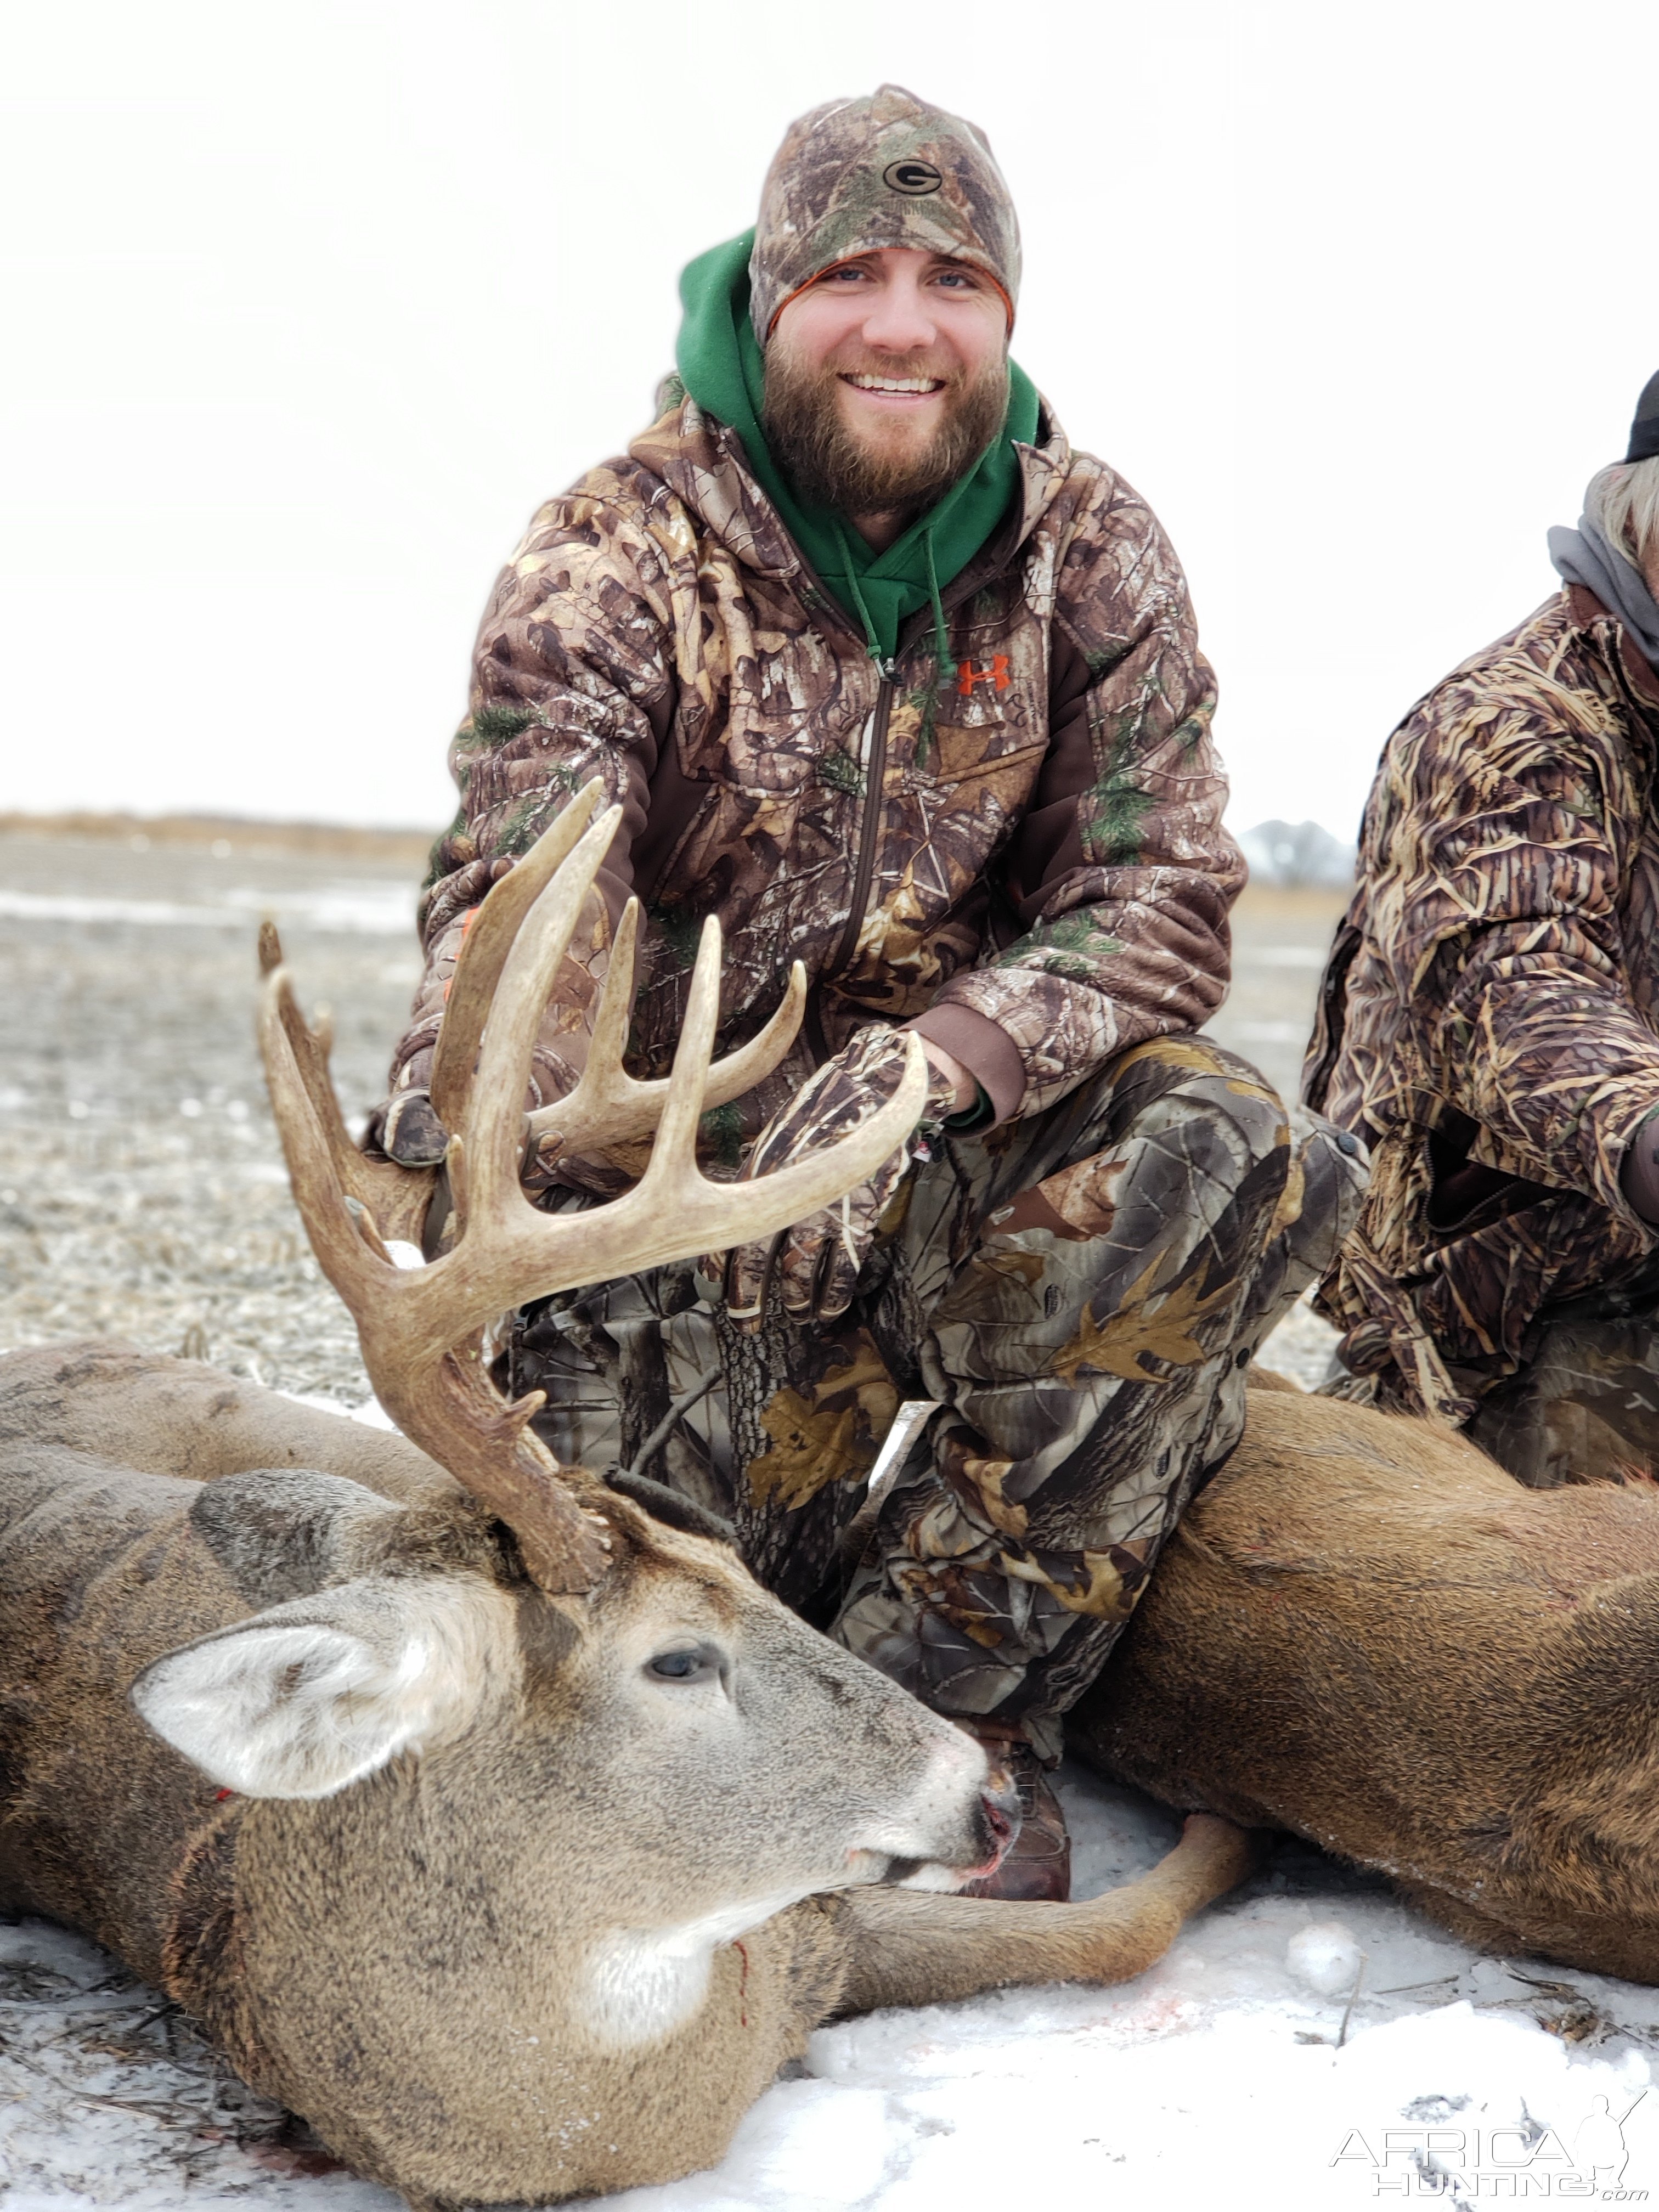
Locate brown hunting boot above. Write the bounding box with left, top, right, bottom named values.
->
left=958, top=1722, right=1072, bottom=1901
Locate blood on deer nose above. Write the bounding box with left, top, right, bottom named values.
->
left=979, top=1769, right=1023, bottom=1861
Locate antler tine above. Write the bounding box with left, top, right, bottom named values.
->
left=549, top=888, right=645, bottom=1146
left=429, top=778, right=608, bottom=1131
left=628, top=1030, right=932, bottom=1257
left=610, top=917, right=934, bottom=1257
left=461, top=802, right=625, bottom=1226
left=258, top=966, right=403, bottom=1298
left=437, top=904, right=931, bottom=1319
left=523, top=950, right=809, bottom=1160
left=257, top=951, right=436, bottom=1250
left=699, top=957, right=807, bottom=1107
left=640, top=914, right=726, bottom=1178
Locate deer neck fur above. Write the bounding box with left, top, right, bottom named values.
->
left=579, top=1883, right=833, bottom=2048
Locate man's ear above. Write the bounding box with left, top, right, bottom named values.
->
left=129, top=1573, right=512, bottom=1800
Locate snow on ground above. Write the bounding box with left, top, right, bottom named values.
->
left=8, top=1765, right=1659, bottom=2209
left=1254, top=1286, right=1339, bottom=1391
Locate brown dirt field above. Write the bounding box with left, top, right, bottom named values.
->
left=0, top=834, right=1344, bottom=1401
left=0, top=809, right=437, bottom=866
left=0, top=830, right=426, bottom=1400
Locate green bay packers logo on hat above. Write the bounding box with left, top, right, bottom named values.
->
left=883, top=157, right=943, bottom=196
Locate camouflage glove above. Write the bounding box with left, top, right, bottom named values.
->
left=715, top=1028, right=958, bottom=1330
left=380, top=1088, right=451, bottom=1168
left=362, top=1048, right=450, bottom=1169
left=369, top=1051, right=600, bottom=1188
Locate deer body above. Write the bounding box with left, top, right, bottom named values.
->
left=1076, top=1375, right=1659, bottom=1984
left=0, top=796, right=1255, bottom=2205
left=0, top=1341, right=1250, bottom=2208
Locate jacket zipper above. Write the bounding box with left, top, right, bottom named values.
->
left=829, top=668, right=895, bottom=979
left=780, top=562, right=888, bottom=1053
left=789, top=557, right=999, bottom=1029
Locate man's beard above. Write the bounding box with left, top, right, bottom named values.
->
left=761, top=347, right=1009, bottom=518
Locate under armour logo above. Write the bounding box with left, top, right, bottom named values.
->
left=957, top=655, right=1011, bottom=697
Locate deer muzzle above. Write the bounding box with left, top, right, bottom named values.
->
left=960, top=1770, right=1024, bottom=1881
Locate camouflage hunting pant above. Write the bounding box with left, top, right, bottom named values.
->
left=509, top=1036, right=1365, bottom=1758
left=1466, top=1249, right=1659, bottom=1487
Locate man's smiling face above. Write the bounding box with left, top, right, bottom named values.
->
left=762, top=245, right=1011, bottom=533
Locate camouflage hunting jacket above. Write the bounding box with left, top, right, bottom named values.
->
left=387, top=396, right=1241, bottom=1178
left=1305, top=585, right=1659, bottom=1415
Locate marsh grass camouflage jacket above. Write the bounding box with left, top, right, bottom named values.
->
left=386, top=395, right=1243, bottom=1182
left=1305, top=584, right=1659, bottom=1415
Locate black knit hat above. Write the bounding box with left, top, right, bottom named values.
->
left=1628, top=371, right=1659, bottom=463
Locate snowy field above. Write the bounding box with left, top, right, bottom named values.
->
left=8, top=827, right=1656, bottom=2208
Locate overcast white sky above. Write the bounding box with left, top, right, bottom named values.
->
left=2, top=0, right=1654, bottom=841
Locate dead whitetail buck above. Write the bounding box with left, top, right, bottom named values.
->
left=0, top=781, right=1248, bottom=2211
left=1075, top=1366, right=1659, bottom=1988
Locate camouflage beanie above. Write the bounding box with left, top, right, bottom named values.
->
left=1628, top=370, right=1659, bottom=465
left=748, top=84, right=1021, bottom=345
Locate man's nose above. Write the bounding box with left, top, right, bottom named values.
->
left=860, top=278, right=936, bottom=353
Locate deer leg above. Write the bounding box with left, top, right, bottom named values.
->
left=829, top=1814, right=1257, bottom=2016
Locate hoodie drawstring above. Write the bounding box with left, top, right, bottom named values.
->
left=831, top=520, right=885, bottom=667
left=829, top=521, right=956, bottom=693
left=923, top=529, right=955, bottom=690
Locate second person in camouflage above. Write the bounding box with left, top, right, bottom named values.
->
left=1308, top=371, right=1659, bottom=1487
left=375, top=85, right=1364, bottom=1895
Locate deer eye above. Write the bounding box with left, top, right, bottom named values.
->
left=646, top=1646, right=715, bottom=1683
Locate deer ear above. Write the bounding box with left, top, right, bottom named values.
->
left=129, top=1574, right=508, bottom=1799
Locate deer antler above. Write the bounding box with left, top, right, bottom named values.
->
left=425, top=780, right=809, bottom=1160
left=259, top=784, right=929, bottom=1593
left=425, top=779, right=608, bottom=1135
left=256, top=920, right=438, bottom=1253
left=522, top=897, right=808, bottom=1163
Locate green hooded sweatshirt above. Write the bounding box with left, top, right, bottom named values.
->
left=674, top=230, right=1040, bottom=669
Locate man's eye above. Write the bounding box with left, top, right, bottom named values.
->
left=647, top=1647, right=712, bottom=1681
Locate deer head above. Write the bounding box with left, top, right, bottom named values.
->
left=115, top=787, right=1012, bottom=2200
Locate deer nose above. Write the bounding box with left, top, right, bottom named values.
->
left=979, top=1765, right=1023, bottom=1860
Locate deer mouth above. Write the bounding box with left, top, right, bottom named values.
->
left=875, top=1781, right=1022, bottom=1888
left=953, top=1785, right=1020, bottom=1882
left=877, top=1854, right=927, bottom=1886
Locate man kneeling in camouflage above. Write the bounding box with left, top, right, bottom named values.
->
left=1309, top=373, right=1659, bottom=1488
left=372, top=87, right=1363, bottom=1895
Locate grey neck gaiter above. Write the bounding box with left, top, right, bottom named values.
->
left=1548, top=509, right=1659, bottom=670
